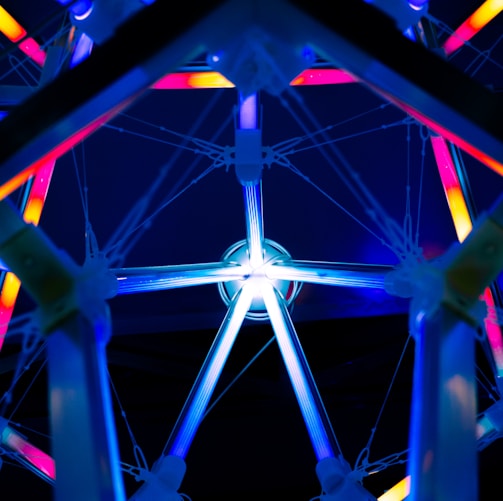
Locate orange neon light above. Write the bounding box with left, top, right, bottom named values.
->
left=0, top=5, right=26, bottom=42
left=378, top=475, right=411, bottom=501
left=443, top=0, right=503, bottom=56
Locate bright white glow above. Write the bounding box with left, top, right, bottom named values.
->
left=113, top=263, right=247, bottom=295
left=168, top=285, right=253, bottom=458
left=244, top=184, right=264, bottom=269
left=266, top=261, right=391, bottom=288
left=262, top=282, right=336, bottom=461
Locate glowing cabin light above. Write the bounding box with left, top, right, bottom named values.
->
left=443, top=0, right=503, bottom=56
left=0, top=6, right=26, bottom=42
left=1, top=421, right=56, bottom=480
left=378, top=475, right=410, bottom=501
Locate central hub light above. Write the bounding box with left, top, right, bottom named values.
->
left=218, top=239, right=301, bottom=320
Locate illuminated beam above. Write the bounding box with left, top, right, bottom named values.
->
left=164, top=284, right=253, bottom=458
left=243, top=183, right=264, bottom=268
left=112, top=262, right=247, bottom=295
left=431, top=134, right=503, bottom=376
left=443, top=0, right=503, bottom=56
left=262, top=282, right=340, bottom=461
left=267, top=260, right=392, bottom=288
left=0, top=417, right=55, bottom=483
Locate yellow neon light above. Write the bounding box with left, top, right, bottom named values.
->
left=0, top=272, right=20, bottom=309
left=0, top=5, right=26, bottom=42
left=186, top=71, right=234, bottom=88
left=378, top=475, right=411, bottom=501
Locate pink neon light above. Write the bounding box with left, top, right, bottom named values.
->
left=17, top=37, right=46, bottom=67
left=290, top=68, right=357, bottom=86
left=443, top=0, right=503, bottom=56
left=3, top=426, right=56, bottom=479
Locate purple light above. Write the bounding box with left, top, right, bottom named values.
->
left=239, top=94, right=257, bottom=130
left=70, top=32, right=94, bottom=68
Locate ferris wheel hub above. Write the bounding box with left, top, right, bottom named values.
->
left=218, top=239, right=301, bottom=320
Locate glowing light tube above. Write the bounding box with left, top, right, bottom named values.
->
left=431, top=134, right=503, bottom=375
left=244, top=183, right=264, bottom=269
left=262, top=282, right=339, bottom=461
left=267, top=261, right=392, bottom=288
left=431, top=135, right=472, bottom=241
left=0, top=5, right=46, bottom=66
left=112, top=262, right=247, bottom=295
left=0, top=417, right=55, bottom=482
left=0, top=6, right=26, bottom=42
left=166, top=285, right=253, bottom=458
left=378, top=476, right=410, bottom=501
left=151, top=69, right=357, bottom=90
left=0, top=160, right=55, bottom=350
left=239, top=93, right=257, bottom=130
left=290, top=68, right=356, bottom=86
left=443, top=0, right=503, bottom=56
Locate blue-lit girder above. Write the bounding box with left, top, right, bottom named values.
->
left=261, top=282, right=340, bottom=461
left=165, top=285, right=253, bottom=458
left=266, top=260, right=392, bottom=288
left=112, top=262, right=247, bottom=295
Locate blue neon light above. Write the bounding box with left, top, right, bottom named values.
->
left=167, top=285, right=253, bottom=458
left=261, top=282, right=337, bottom=461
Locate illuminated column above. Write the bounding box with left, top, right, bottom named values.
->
left=0, top=200, right=125, bottom=501
left=408, top=196, right=503, bottom=501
